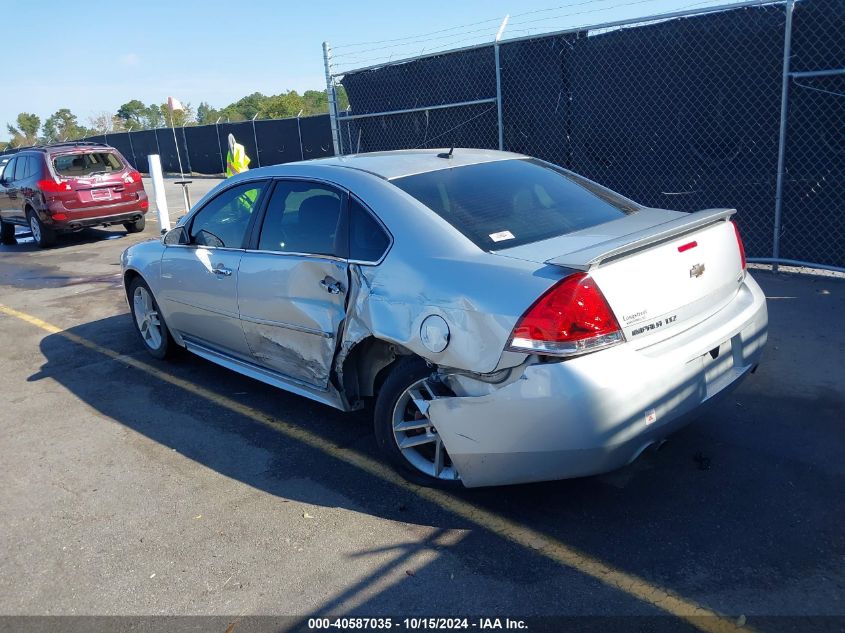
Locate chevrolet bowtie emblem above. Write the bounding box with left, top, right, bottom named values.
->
left=690, top=263, right=705, bottom=278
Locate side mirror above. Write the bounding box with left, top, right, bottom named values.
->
left=162, top=225, right=188, bottom=246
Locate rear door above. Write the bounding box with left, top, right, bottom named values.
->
left=158, top=179, right=268, bottom=359
left=237, top=179, right=348, bottom=389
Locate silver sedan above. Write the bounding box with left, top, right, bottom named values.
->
left=121, top=149, right=767, bottom=488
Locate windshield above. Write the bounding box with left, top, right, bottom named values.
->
left=52, top=152, right=123, bottom=178
left=392, top=158, right=638, bottom=250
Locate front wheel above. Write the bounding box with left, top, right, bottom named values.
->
left=124, top=215, right=146, bottom=233
left=27, top=210, right=56, bottom=248
left=127, top=277, right=176, bottom=359
left=374, top=357, right=462, bottom=488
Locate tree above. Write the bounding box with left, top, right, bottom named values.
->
left=143, top=103, right=165, bottom=128
left=158, top=101, right=195, bottom=127
left=116, top=100, right=147, bottom=129
left=88, top=111, right=117, bottom=134
left=258, top=91, right=303, bottom=119
left=42, top=109, right=86, bottom=142
left=196, top=102, right=220, bottom=125
left=229, top=92, right=267, bottom=119
left=6, top=112, right=41, bottom=146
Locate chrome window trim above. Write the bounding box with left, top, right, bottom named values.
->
left=242, top=248, right=347, bottom=264
left=162, top=243, right=247, bottom=253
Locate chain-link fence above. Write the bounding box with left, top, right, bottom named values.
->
left=0, top=114, right=335, bottom=176
left=325, top=0, right=845, bottom=271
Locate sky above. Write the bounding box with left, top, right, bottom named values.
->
left=1, top=0, right=740, bottom=141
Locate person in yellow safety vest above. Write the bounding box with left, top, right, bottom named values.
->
left=225, top=133, right=257, bottom=212
left=226, top=133, right=251, bottom=177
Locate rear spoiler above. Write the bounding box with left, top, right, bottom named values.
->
left=545, top=208, right=736, bottom=271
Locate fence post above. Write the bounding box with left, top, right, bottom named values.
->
left=772, top=0, right=795, bottom=273
left=127, top=127, right=137, bottom=170
left=252, top=114, right=261, bottom=167
left=216, top=117, right=225, bottom=175
left=323, top=41, right=341, bottom=156
left=182, top=123, right=192, bottom=174
left=297, top=109, right=304, bottom=160
left=494, top=15, right=510, bottom=151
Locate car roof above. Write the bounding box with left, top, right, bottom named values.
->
left=301, top=148, right=526, bottom=180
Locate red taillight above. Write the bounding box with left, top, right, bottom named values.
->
left=678, top=240, right=698, bottom=252
left=127, top=170, right=142, bottom=183
left=731, top=221, right=746, bottom=269
left=139, top=199, right=149, bottom=210
left=52, top=213, right=68, bottom=221
left=38, top=179, right=70, bottom=194
left=508, top=273, right=624, bottom=357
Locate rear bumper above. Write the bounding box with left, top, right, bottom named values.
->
left=429, top=273, right=768, bottom=487
left=46, top=196, right=147, bottom=231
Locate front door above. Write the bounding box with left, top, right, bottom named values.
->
left=0, top=157, right=19, bottom=220
left=159, top=180, right=267, bottom=359
left=238, top=180, right=348, bottom=389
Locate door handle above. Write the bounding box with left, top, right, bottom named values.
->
left=212, top=265, right=233, bottom=277
left=320, top=276, right=344, bottom=294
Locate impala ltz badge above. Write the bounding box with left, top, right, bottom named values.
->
left=690, top=263, right=706, bottom=278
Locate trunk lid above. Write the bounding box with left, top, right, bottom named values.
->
left=497, top=208, right=745, bottom=348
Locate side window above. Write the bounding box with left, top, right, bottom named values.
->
left=349, top=197, right=390, bottom=262
left=2, top=158, right=16, bottom=182
left=23, top=156, right=40, bottom=179
left=14, top=156, right=26, bottom=181
left=258, top=181, right=343, bottom=256
left=189, top=181, right=266, bottom=248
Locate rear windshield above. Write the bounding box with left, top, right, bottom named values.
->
left=392, top=159, right=637, bottom=250
left=52, top=152, right=123, bottom=178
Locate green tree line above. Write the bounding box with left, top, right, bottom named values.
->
left=1, top=87, right=349, bottom=151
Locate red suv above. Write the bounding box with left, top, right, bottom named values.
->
left=0, top=142, right=149, bottom=247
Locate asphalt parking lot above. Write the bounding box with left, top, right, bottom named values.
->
left=0, top=180, right=842, bottom=632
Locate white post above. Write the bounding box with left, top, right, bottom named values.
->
left=148, top=154, right=171, bottom=233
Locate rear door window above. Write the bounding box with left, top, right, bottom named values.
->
left=23, top=156, right=40, bottom=179
left=392, top=158, right=637, bottom=250
left=258, top=181, right=345, bottom=257
left=52, top=152, right=123, bottom=177
left=348, top=197, right=390, bottom=262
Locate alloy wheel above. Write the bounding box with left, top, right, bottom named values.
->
left=392, top=378, right=459, bottom=481
left=133, top=286, right=163, bottom=350
left=29, top=215, right=41, bottom=243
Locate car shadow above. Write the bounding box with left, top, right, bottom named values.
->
left=1, top=224, right=131, bottom=251
left=30, top=311, right=845, bottom=622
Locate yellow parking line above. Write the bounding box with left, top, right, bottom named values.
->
left=1, top=302, right=750, bottom=633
